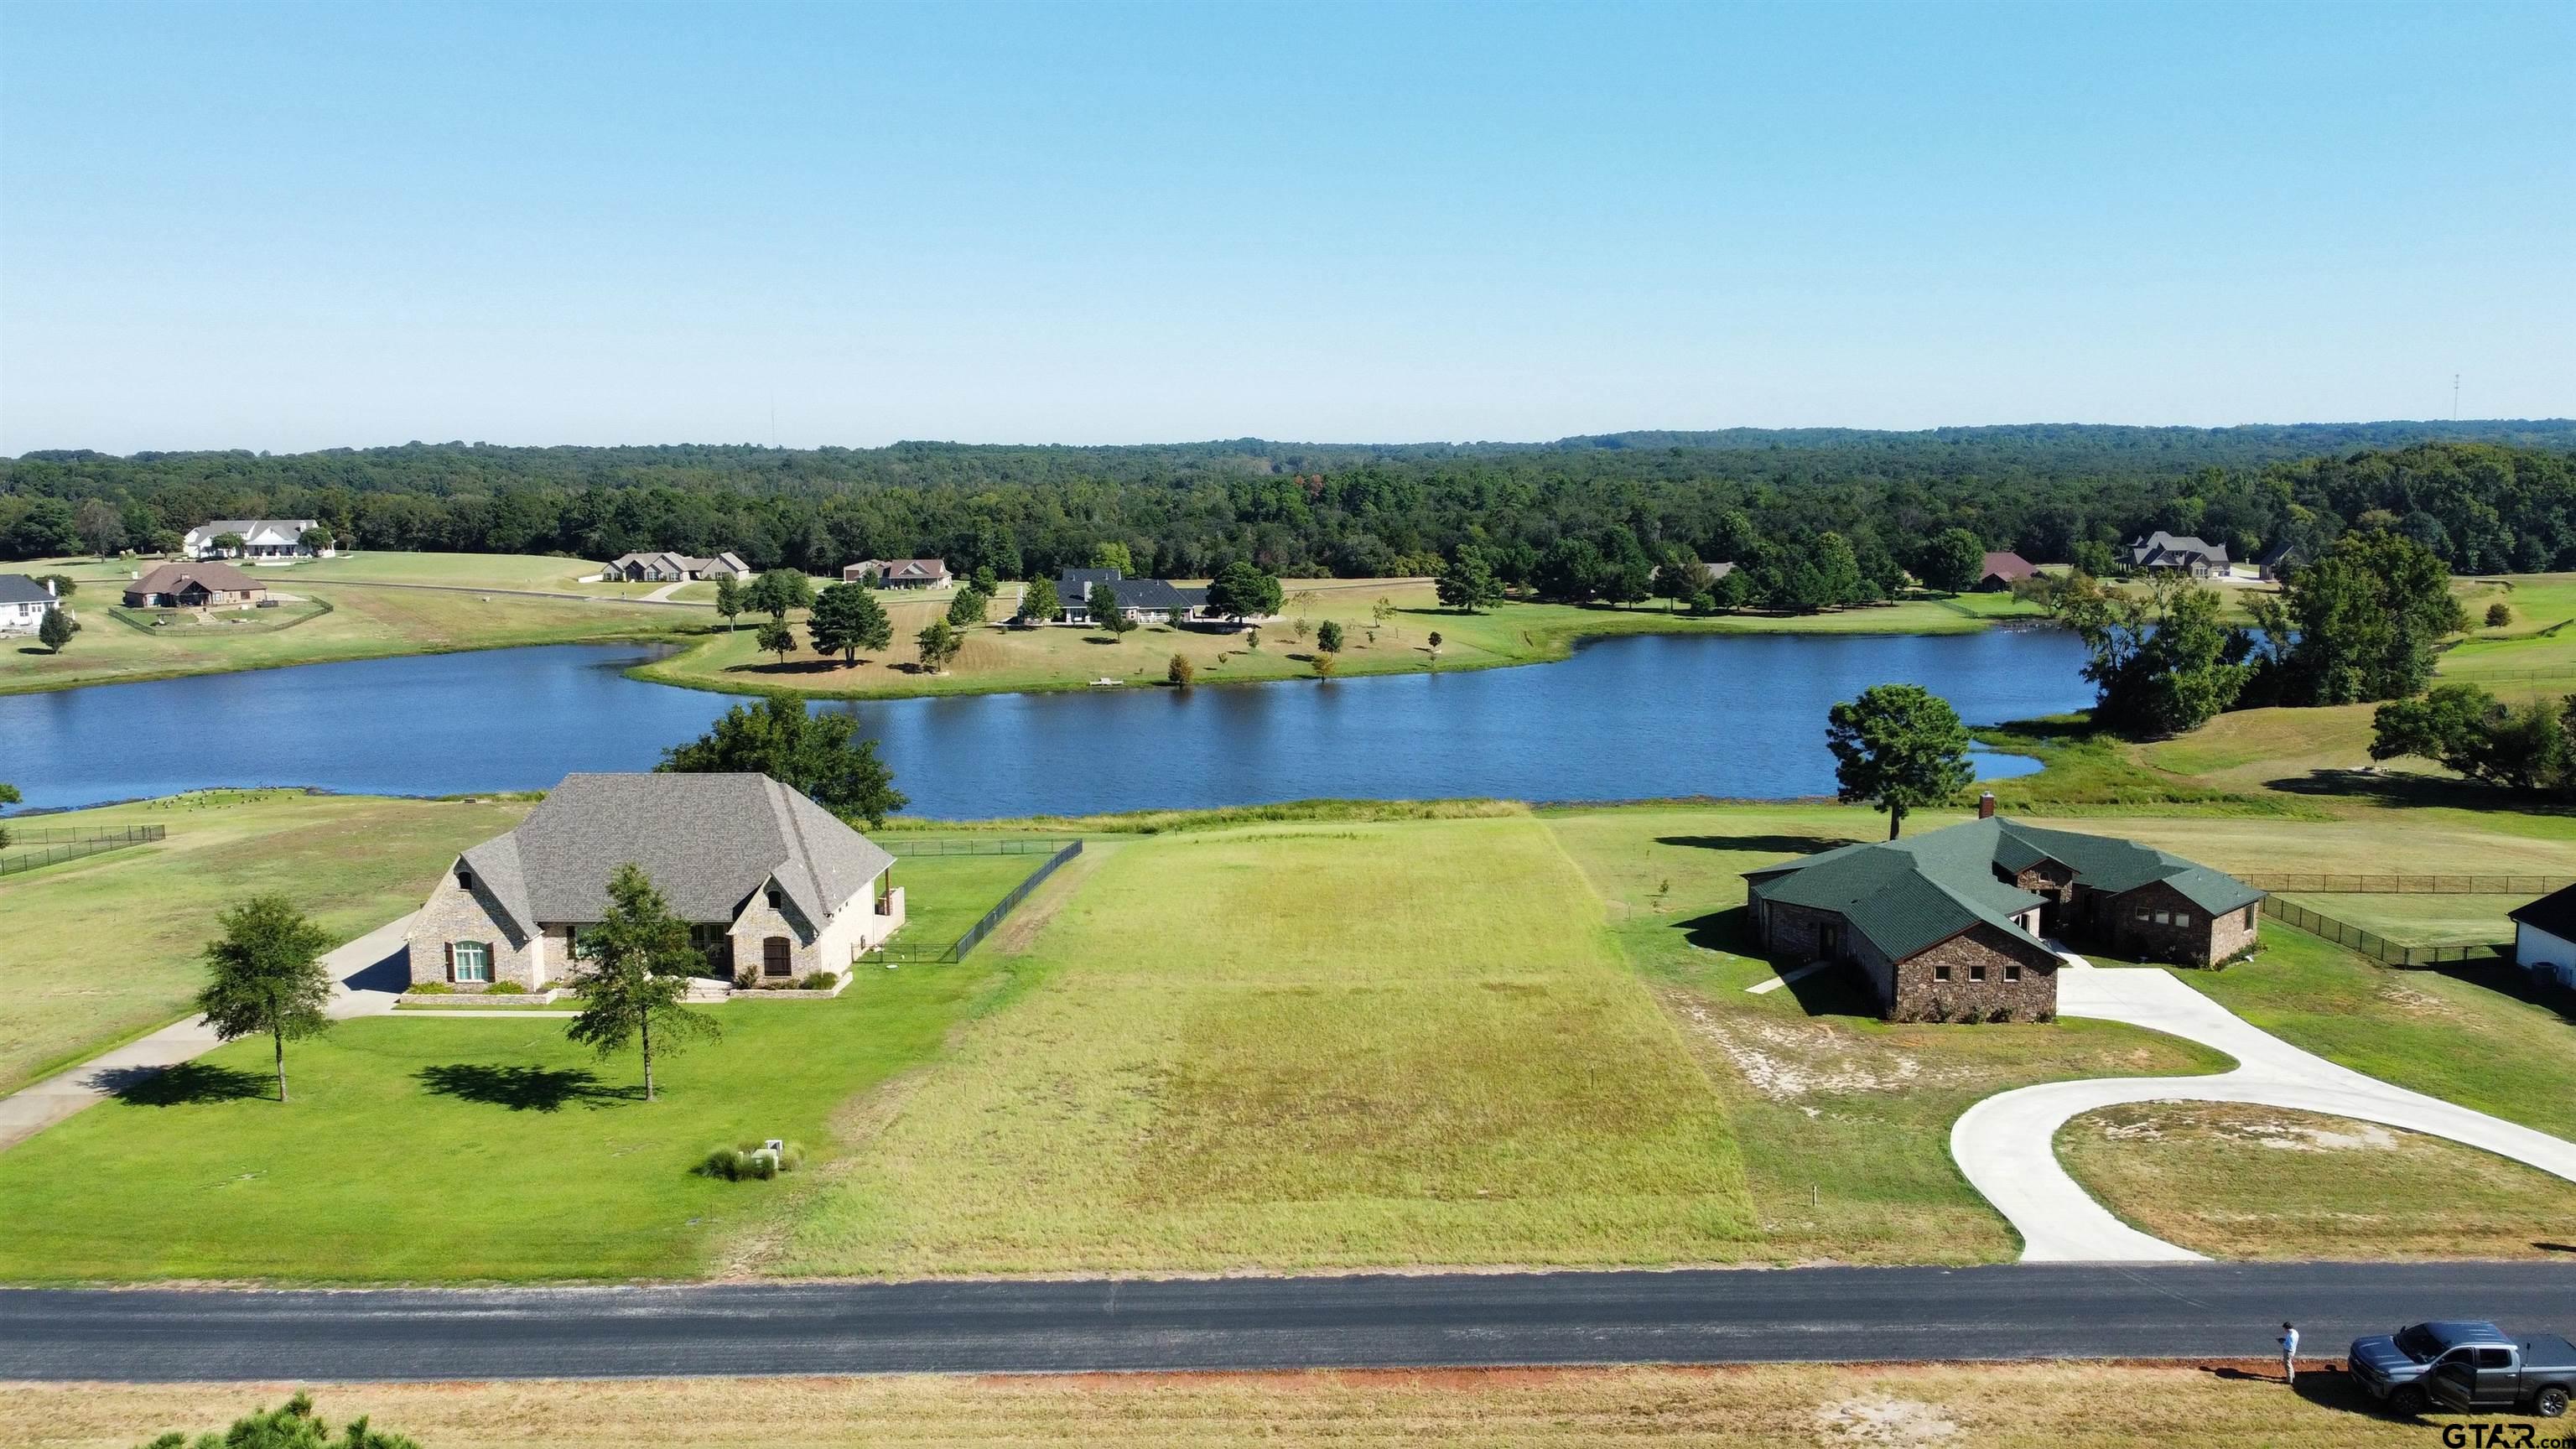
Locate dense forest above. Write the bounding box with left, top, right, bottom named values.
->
left=4, top=421, right=2572, bottom=585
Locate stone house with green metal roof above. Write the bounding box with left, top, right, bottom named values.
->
left=1742, top=800, right=2264, bottom=1021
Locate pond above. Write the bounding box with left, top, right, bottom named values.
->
left=0, top=628, right=2093, bottom=817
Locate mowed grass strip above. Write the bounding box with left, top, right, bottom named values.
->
left=2059, top=1102, right=2576, bottom=1260
left=2266, top=892, right=2524, bottom=948
left=0, top=792, right=536, bottom=1093
left=780, top=816, right=1757, bottom=1275
left=0, top=851, right=1051, bottom=1283
left=0, top=1363, right=2462, bottom=1449
left=1539, top=806, right=2232, bottom=1263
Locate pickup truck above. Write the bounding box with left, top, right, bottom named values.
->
left=2424, top=1333, right=2576, bottom=1419
left=2350, top=1322, right=2518, bottom=1414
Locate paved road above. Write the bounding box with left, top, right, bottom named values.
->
left=1952, top=962, right=2576, bottom=1262
left=6, top=1262, right=2573, bottom=1382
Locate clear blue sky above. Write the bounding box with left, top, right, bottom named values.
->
left=3, top=0, right=2568, bottom=454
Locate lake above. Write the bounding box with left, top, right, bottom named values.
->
left=0, top=628, right=2093, bottom=817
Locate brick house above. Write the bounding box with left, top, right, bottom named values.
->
left=122, top=561, right=267, bottom=609
left=1742, top=801, right=2264, bottom=1021
left=1976, top=551, right=2038, bottom=590
left=2122, top=532, right=2230, bottom=577
left=405, top=773, right=906, bottom=992
left=844, top=558, right=951, bottom=589
left=604, top=551, right=750, bottom=583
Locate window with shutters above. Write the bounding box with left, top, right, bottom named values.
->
left=454, top=941, right=491, bottom=983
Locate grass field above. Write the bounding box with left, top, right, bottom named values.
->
left=0, top=849, right=1053, bottom=1283
left=2059, top=1101, right=2576, bottom=1259
left=2, top=1363, right=2467, bottom=1449
left=0, top=791, right=533, bottom=1093
left=2, top=553, right=699, bottom=694
left=2188, top=924, right=2576, bottom=1141
left=776, top=815, right=1760, bottom=1275
left=2266, top=892, right=2524, bottom=947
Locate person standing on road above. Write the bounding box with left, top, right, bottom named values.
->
left=2279, top=1322, right=2299, bottom=1385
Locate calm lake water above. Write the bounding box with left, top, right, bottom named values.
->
left=0, top=629, right=2091, bottom=817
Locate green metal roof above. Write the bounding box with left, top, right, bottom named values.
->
left=1744, top=817, right=2262, bottom=962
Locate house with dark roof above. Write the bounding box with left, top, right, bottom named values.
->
left=605, top=550, right=750, bottom=583
left=2506, top=887, right=2576, bottom=991
left=1742, top=800, right=2264, bottom=1021
left=2122, top=532, right=2230, bottom=577
left=0, top=574, right=60, bottom=636
left=843, top=558, right=951, bottom=589
left=1056, top=567, right=1198, bottom=624
left=1976, top=551, right=2038, bottom=590
left=405, top=773, right=906, bottom=991
left=2254, top=540, right=2305, bottom=582
left=123, top=561, right=266, bottom=609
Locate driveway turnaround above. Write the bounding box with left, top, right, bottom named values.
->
left=3, top=1262, right=2573, bottom=1382
left=1952, top=963, right=2576, bottom=1262
left=0, top=913, right=415, bottom=1153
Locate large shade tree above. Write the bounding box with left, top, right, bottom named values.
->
left=659, top=694, right=908, bottom=826
left=564, top=864, right=718, bottom=1103
left=1825, top=683, right=1975, bottom=839
left=1204, top=562, right=1282, bottom=623
left=807, top=582, right=892, bottom=662
left=195, top=895, right=337, bottom=1104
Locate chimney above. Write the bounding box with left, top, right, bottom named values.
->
left=1978, top=791, right=1996, bottom=820
left=43, top=578, right=56, bottom=597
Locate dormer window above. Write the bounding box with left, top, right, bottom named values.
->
left=456, top=867, right=475, bottom=892
left=766, top=886, right=783, bottom=910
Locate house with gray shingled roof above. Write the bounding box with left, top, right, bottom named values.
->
left=1054, top=567, right=1201, bottom=624
left=405, top=773, right=906, bottom=991
left=1742, top=798, right=2263, bottom=1021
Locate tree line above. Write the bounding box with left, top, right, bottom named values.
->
left=6, top=428, right=2569, bottom=596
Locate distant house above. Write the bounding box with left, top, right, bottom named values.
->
left=1650, top=560, right=1737, bottom=590
left=123, top=561, right=267, bottom=610
left=605, top=551, right=750, bottom=584
left=185, top=519, right=330, bottom=561
left=1056, top=567, right=1197, bottom=624
left=407, top=772, right=906, bottom=992
left=848, top=558, right=950, bottom=589
left=2123, top=532, right=2230, bottom=577
left=2255, top=540, right=2305, bottom=582
left=0, top=574, right=60, bottom=636
left=1742, top=799, right=2264, bottom=1021
left=1976, top=552, right=2038, bottom=591
left=2506, top=888, right=2576, bottom=991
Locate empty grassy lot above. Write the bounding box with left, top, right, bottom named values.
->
left=2266, top=892, right=2524, bottom=948
left=0, top=848, right=1053, bottom=1283
left=3, top=1363, right=2463, bottom=1449
left=2059, top=1101, right=2576, bottom=1259
left=777, top=814, right=1759, bottom=1275
left=2, top=554, right=697, bottom=694
left=0, top=791, right=533, bottom=1093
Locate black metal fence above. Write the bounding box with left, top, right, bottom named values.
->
left=0, top=824, right=166, bottom=877
left=2245, top=873, right=2573, bottom=895
left=864, top=839, right=1085, bottom=964
left=2260, top=896, right=2511, bottom=968
left=881, top=836, right=1078, bottom=857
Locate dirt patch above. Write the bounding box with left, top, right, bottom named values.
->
left=1813, top=1393, right=1959, bottom=1445
left=984, top=848, right=1105, bottom=955
left=2374, top=982, right=2458, bottom=1017
left=2080, top=1104, right=2399, bottom=1154
left=1664, top=991, right=1962, bottom=1101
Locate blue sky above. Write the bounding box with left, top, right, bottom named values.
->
left=3, top=0, right=2568, bottom=453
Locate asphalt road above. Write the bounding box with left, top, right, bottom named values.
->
left=6, top=1262, right=2574, bottom=1382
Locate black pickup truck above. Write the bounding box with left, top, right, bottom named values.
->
left=2423, top=1333, right=2576, bottom=1419
left=2350, top=1322, right=2518, bottom=1414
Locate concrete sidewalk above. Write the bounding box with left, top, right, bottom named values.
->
left=1950, top=962, right=2576, bottom=1262
left=0, top=912, right=418, bottom=1152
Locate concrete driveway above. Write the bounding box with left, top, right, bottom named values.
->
left=1951, top=961, right=2576, bottom=1261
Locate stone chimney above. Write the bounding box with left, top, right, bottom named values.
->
left=1978, top=791, right=1997, bottom=819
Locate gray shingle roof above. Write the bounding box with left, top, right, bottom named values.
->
left=457, top=773, right=894, bottom=932
left=0, top=574, right=55, bottom=606
left=1057, top=569, right=1188, bottom=611
left=2124, top=532, right=2229, bottom=567
left=1745, top=817, right=2262, bottom=962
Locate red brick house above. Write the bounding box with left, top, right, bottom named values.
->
left=122, top=561, right=267, bottom=609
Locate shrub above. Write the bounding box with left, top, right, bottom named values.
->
left=483, top=980, right=527, bottom=995
left=699, top=1139, right=805, bottom=1182
left=2486, top=600, right=2512, bottom=628
left=799, top=970, right=839, bottom=989
left=733, top=969, right=758, bottom=989
left=403, top=981, right=454, bottom=995
left=1167, top=652, right=1194, bottom=687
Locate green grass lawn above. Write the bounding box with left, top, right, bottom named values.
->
left=0, top=792, right=535, bottom=1093
left=0, top=849, right=1052, bottom=1283
left=2438, top=573, right=2576, bottom=691
left=2266, top=892, right=2523, bottom=947
left=2187, top=923, right=2576, bottom=1140
left=2058, top=1101, right=2576, bottom=1260
left=3, top=556, right=700, bottom=694
left=776, top=815, right=1759, bottom=1275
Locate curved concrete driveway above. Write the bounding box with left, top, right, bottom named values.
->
left=1951, top=961, right=2576, bottom=1262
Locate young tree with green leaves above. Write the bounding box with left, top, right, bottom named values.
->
left=807, top=582, right=891, bottom=662
left=755, top=617, right=797, bottom=664
left=1311, top=651, right=1337, bottom=679
left=661, top=695, right=908, bottom=825
left=1649, top=545, right=1705, bottom=612
left=917, top=617, right=963, bottom=672
left=1205, top=561, right=1283, bottom=623
left=564, top=864, right=718, bottom=1103
left=1092, top=540, right=1133, bottom=574
left=138, top=1390, right=418, bottom=1449
left=213, top=531, right=247, bottom=556
left=195, top=895, right=336, bottom=1104
left=1825, top=683, right=1975, bottom=840
left=1088, top=582, right=1135, bottom=636
left=0, top=782, right=21, bottom=852
left=1372, top=596, right=1396, bottom=632
left=1316, top=619, right=1344, bottom=652
left=971, top=564, right=999, bottom=594
left=1167, top=652, right=1194, bottom=686
left=1018, top=575, right=1060, bottom=623
left=714, top=574, right=743, bottom=632
left=947, top=586, right=990, bottom=626
left=1915, top=528, right=1985, bottom=592
left=1426, top=629, right=1442, bottom=656
left=299, top=526, right=335, bottom=555
left=1436, top=547, right=1504, bottom=613
left=745, top=568, right=814, bottom=621
left=39, top=607, right=73, bottom=653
